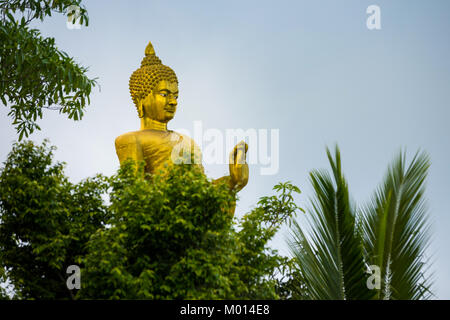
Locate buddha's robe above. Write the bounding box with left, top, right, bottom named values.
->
left=115, top=129, right=203, bottom=175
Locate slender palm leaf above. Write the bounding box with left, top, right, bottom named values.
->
left=361, top=151, right=432, bottom=299
left=288, top=146, right=373, bottom=299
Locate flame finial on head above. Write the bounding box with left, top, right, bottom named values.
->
left=140, top=41, right=163, bottom=67
left=145, top=41, right=155, bottom=56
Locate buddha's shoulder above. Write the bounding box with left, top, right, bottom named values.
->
left=115, top=131, right=141, bottom=147
left=115, top=130, right=172, bottom=146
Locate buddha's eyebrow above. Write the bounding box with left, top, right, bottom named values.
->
left=159, top=89, right=178, bottom=94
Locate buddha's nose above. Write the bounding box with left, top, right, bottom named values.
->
left=168, top=97, right=177, bottom=106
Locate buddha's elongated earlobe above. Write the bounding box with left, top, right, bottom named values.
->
left=137, top=99, right=144, bottom=118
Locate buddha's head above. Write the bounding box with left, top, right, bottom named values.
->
left=129, top=42, right=179, bottom=123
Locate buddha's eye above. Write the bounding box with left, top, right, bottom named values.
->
left=174, top=96, right=178, bottom=99
left=160, top=93, right=167, bottom=97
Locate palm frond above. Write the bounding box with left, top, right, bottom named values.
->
left=288, top=146, right=373, bottom=299
left=361, top=150, right=432, bottom=299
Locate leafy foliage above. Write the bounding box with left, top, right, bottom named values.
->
left=288, top=146, right=433, bottom=300
left=0, top=140, right=303, bottom=299
left=0, top=0, right=97, bottom=139
left=0, top=140, right=109, bottom=299
left=288, top=147, right=373, bottom=299
left=80, top=162, right=303, bottom=299
left=361, top=151, right=433, bottom=299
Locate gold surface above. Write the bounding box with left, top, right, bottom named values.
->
left=115, top=41, right=249, bottom=195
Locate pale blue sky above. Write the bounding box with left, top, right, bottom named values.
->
left=1, top=0, right=449, bottom=298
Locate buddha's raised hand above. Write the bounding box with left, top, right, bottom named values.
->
left=229, top=141, right=249, bottom=192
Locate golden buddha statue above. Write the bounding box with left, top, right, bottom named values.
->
left=115, top=41, right=249, bottom=194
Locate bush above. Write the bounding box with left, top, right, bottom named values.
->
left=0, top=141, right=302, bottom=299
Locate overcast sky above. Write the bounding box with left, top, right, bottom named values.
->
left=1, top=0, right=449, bottom=298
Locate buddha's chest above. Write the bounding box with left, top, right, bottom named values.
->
left=139, top=132, right=202, bottom=172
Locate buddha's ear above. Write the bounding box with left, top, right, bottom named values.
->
left=137, top=99, right=144, bottom=118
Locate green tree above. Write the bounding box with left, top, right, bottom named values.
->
left=0, top=140, right=302, bottom=299
left=0, top=0, right=97, bottom=140
left=288, top=146, right=433, bottom=299
left=78, top=161, right=302, bottom=299
left=0, top=140, right=109, bottom=299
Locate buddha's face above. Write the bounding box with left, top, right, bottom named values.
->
left=140, top=80, right=178, bottom=123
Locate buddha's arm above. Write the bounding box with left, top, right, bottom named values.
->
left=214, top=170, right=248, bottom=192
left=213, top=176, right=238, bottom=217
left=213, top=176, right=234, bottom=189
left=115, top=133, right=144, bottom=175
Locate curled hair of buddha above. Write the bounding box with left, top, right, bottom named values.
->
left=129, top=41, right=178, bottom=114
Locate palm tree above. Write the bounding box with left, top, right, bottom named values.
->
left=288, top=146, right=433, bottom=299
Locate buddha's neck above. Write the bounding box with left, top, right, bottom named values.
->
left=140, top=118, right=168, bottom=131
